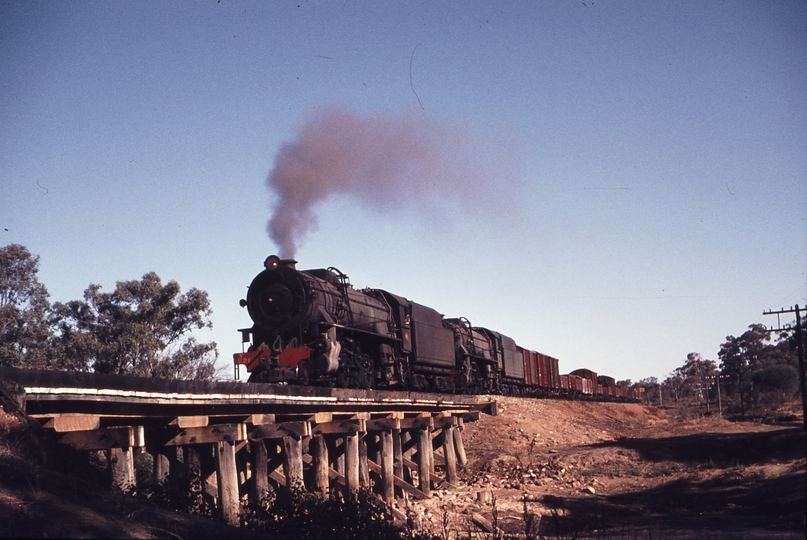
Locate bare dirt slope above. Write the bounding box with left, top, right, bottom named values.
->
left=408, top=396, right=807, bottom=539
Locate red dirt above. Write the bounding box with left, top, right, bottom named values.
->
left=404, top=396, right=807, bottom=538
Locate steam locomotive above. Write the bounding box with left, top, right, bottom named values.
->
left=234, top=256, right=638, bottom=401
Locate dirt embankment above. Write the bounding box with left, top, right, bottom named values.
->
left=0, top=410, right=269, bottom=539
left=408, top=396, right=807, bottom=539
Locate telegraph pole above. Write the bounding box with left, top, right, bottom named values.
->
left=710, top=372, right=728, bottom=418
left=763, top=305, right=806, bottom=431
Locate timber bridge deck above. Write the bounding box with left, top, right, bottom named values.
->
left=0, top=368, right=497, bottom=525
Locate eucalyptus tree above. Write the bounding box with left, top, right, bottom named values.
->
left=673, top=353, right=718, bottom=405
left=718, top=324, right=797, bottom=416
left=52, top=272, right=218, bottom=380
left=0, top=244, right=51, bottom=368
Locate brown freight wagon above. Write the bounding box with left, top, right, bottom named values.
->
left=568, top=374, right=584, bottom=393
left=520, top=348, right=562, bottom=393
left=537, top=351, right=549, bottom=387
left=572, top=368, right=602, bottom=395
left=545, top=353, right=561, bottom=389
left=520, top=348, right=541, bottom=387
left=597, top=375, right=616, bottom=388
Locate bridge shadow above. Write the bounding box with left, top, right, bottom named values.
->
left=590, top=426, right=806, bottom=467
left=539, top=471, right=806, bottom=537
left=537, top=428, right=807, bottom=537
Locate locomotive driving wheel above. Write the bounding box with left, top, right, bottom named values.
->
left=358, top=354, right=373, bottom=389
left=335, top=351, right=374, bottom=389
left=296, top=360, right=310, bottom=386
left=336, top=369, right=352, bottom=388
left=411, top=374, right=429, bottom=392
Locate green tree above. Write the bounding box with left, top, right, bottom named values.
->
left=718, top=324, right=767, bottom=416
left=634, top=377, right=660, bottom=405
left=662, top=371, right=685, bottom=403
left=0, top=244, right=51, bottom=368
left=718, top=324, right=798, bottom=416
left=750, top=365, right=798, bottom=394
left=52, top=272, right=218, bottom=380
left=673, top=353, right=717, bottom=405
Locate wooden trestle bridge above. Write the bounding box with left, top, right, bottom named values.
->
left=0, top=368, right=496, bottom=526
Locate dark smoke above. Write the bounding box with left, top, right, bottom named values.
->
left=266, top=106, right=520, bottom=258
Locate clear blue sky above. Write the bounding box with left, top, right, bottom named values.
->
left=2, top=1, right=805, bottom=383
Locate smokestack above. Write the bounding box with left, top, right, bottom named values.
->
left=264, top=255, right=298, bottom=271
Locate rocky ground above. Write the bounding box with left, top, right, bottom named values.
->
left=405, top=396, right=807, bottom=539
left=1, top=396, right=805, bottom=539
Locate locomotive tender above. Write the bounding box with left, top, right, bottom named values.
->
left=234, top=255, right=637, bottom=401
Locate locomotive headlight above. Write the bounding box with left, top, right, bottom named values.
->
left=264, top=255, right=282, bottom=271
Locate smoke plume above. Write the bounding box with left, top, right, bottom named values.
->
left=266, top=106, right=520, bottom=257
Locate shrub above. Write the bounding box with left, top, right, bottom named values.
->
left=750, top=365, right=798, bottom=394
left=243, top=486, right=437, bottom=540
left=132, top=465, right=213, bottom=516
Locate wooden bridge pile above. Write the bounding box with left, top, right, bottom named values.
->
left=0, top=368, right=496, bottom=526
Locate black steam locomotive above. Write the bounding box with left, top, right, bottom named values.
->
left=235, top=256, right=638, bottom=401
